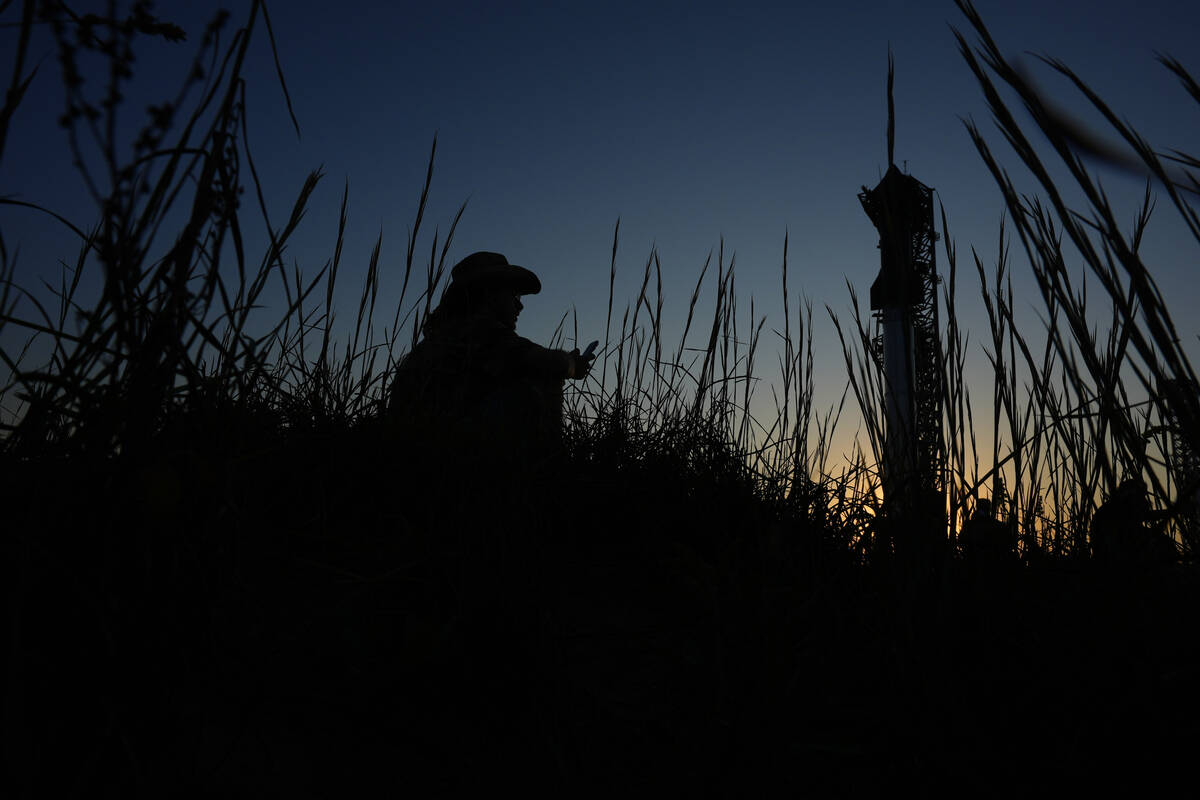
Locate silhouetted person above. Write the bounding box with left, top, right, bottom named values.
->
left=960, top=498, right=1017, bottom=567
left=1090, top=478, right=1178, bottom=567
left=387, top=251, right=595, bottom=461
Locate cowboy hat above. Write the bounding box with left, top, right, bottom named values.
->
left=449, top=251, right=541, bottom=295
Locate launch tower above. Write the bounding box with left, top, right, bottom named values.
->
left=859, top=62, right=944, bottom=516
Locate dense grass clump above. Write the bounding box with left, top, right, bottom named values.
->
left=3, top=1, right=1200, bottom=794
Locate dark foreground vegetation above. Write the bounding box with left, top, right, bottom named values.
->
left=3, top=1, right=1199, bottom=794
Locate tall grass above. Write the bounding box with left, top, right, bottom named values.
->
left=950, top=0, right=1200, bottom=557
left=3, top=0, right=1200, bottom=793
left=4, top=2, right=1194, bottom=562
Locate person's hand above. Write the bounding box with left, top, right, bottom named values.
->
left=569, top=347, right=595, bottom=379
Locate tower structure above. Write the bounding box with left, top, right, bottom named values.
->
left=859, top=60, right=943, bottom=516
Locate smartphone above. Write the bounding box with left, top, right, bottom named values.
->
left=583, top=340, right=599, bottom=358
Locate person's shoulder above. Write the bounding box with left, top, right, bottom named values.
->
left=396, top=335, right=465, bottom=373
left=398, top=337, right=437, bottom=363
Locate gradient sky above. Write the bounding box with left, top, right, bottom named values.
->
left=2, top=0, right=1198, bottom=472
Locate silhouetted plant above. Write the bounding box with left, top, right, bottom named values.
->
left=2, top=0, right=1199, bottom=794
left=953, top=0, right=1200, bottom=556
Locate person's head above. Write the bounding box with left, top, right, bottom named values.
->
left=1117, top=477, right=1146, bottom=496
left=1115, top=477, right=1150, bottom=515
left=425, top=252, right=541, bottom=335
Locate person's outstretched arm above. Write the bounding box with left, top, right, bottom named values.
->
left=489, top=335, right=594, bottom=380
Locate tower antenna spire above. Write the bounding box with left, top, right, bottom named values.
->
left=887, top=47, right=896, bottom=168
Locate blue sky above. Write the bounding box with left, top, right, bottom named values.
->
left=2, top=0, right=1198, bottom=469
